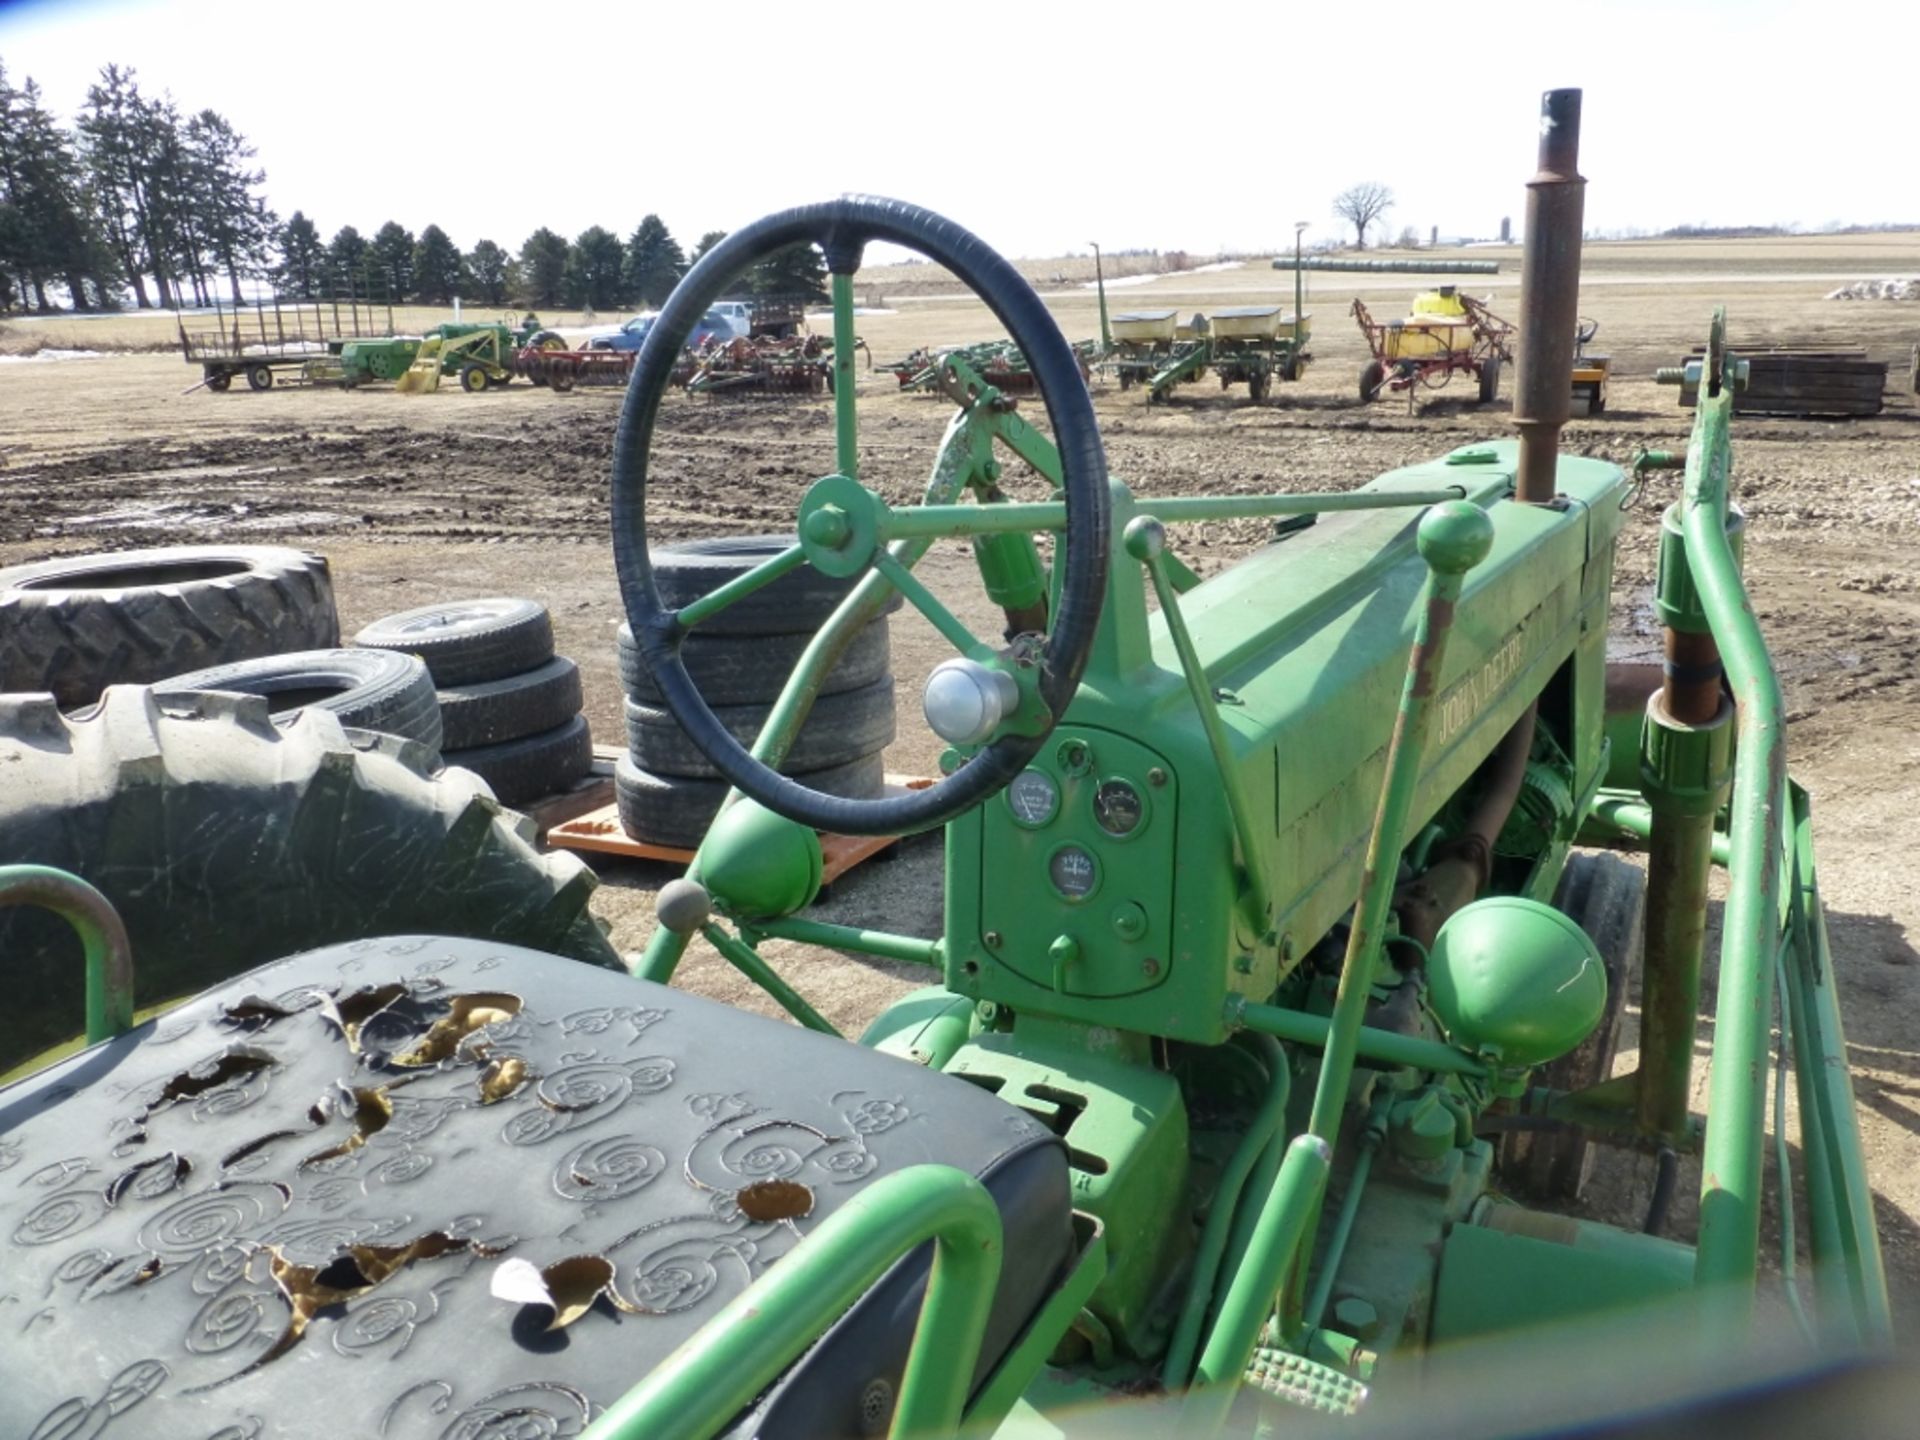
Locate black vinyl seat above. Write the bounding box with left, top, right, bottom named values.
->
left=0, top=936, right=1074, bottom=1439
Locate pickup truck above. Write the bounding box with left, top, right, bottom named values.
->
left=585, top=307, right=737, bottom=353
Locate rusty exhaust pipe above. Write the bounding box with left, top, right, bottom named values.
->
left=1515, top=88, right=1586, bottom=505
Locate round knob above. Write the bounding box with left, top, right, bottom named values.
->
left=922, top=659, right=1020, bottom=746
left=1416, top=500, right=1495, bottom=576
left=654, top=878, right=712, bottom=935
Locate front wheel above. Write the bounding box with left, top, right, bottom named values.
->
left=206, top=369, right=232, bottom=392
left=460, top=364, right=491, bottom=393
left=1359, top=358, right=1384, bottom=401
left=1477, top=356, right=1501, bottom=404
left=1498, top=853, right=1645, bottom=1200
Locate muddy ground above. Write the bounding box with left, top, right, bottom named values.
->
left=4, top=232, right=1920, bottom=1329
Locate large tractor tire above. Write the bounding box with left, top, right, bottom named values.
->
left=0, top=687, right=620, bottom=1069
left=0, top=545, right=339, bottom=709
left=1498, top=851, right=1646, bottom=1201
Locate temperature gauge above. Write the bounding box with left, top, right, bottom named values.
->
left=1049, top=845, right=1100, bottom=902
left=1007, top=770, right=1060, bottom=828
left=1093, top=778, right=1146, bottom=838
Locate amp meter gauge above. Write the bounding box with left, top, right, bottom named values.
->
left=1007, top=769, right=1060, bottom=828
left=1092, top=778, right=1146, bottom=838
left=1048, top=845, right=1100, bottom=901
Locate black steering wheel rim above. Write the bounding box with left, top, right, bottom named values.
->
left=610, top=196, right=1110, bottom=838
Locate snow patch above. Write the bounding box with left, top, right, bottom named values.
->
left=1825, top=277, right=1920, bottom=301
left=0, top=348, right=107, bottom=363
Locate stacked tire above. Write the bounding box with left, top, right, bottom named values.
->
left=614, top=536, right=897, bottom=849
left=0, top=545, right=339, bottom=709
left=356, top=598, right=593, bottom=807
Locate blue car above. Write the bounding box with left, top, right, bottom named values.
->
left=585, top=307, right=739, bottom=352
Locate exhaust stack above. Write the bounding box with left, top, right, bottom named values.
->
left=1514, top=88, right=1586, bottom=504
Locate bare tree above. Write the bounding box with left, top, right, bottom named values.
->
left=1333, top=182, right=1395, bottom=249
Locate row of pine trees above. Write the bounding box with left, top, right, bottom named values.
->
left=0, top=59, right=823, bottom=316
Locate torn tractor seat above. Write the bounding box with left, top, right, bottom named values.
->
left=0, top=937, right=1076, bottom=1440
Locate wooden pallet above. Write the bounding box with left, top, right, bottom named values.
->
left=518, top=747, right=620, bottom=838
left=545, top=773, right=934, bottom=886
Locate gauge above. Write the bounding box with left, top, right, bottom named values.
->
left=1007, top=769, right=1060, bottom=828
left=1093, top=778, right=1145, bottom=838
left=1049, top=845, right=1100, bottom=902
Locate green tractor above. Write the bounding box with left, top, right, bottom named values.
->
left=336, top=316, right=559, bottom=392
left=0, top=91, right=1891, bottom=1437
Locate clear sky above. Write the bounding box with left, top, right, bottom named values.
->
left=1, top=0, right=1911, bottom=259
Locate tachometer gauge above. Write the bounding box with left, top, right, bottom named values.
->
left=1093, top=778, right=1145, bottom=838
left=1007, top=770, right=1060, bottom=828
left=1049, top=845, right=1100, bottom=902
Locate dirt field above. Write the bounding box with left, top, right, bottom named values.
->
left=4, top=231, right=1920, bottom=1327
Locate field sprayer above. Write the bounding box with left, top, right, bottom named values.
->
left=1354, top=286, right=1515, bottom=412
left=0, top=89, right=1893, bottom=1439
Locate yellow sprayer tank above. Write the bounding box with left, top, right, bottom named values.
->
left=1383, top=288, right=1474, bottom=359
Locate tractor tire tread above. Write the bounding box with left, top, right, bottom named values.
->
left=0, top=545, right=339, bottom=709
left=613, top=750, right=887, bottom=850
left=617, top=617, right=891, bottom=705
left=441, top=713, right=594, bottom=808
left=623, top=676, right=896, bottom=779
left=0, top=687, right=617, bottom=1068
left=154, top=646, right=444, bottom=753
left=353, top=597, right=554, bottom=685
left=437, top=656, right=584, bottom=749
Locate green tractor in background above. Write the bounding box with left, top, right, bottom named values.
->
left=336, top=315, right=562, bottom=392
left=0, top=90, right=1892, bottom=1438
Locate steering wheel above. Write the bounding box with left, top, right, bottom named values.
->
left=1575, top=317, right=1599, bottom=348
left=611, top=197, right=1111, bottom=837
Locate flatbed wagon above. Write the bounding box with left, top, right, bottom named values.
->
left=177, top=286, right=396, bottom=392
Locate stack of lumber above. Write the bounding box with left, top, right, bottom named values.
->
left=1677, top=346, right=1887, bottom=417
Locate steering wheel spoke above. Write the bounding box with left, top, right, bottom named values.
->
left=611, top=196, right=1111, bottom=837
left=870, top=551, right=991, bottom=662
left=672, top=542, right=808, bottom=631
